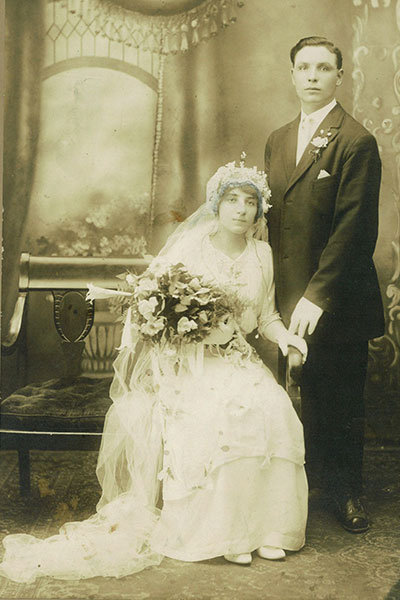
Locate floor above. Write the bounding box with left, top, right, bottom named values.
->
left=0, top=448, right=399, bottom=600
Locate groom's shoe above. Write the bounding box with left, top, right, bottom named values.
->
left=335, top=496, right=370, bottom=533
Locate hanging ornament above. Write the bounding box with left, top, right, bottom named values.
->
left=54, top=0, right=244, bottom=54
left=180, top=23, right=189, bottom=52
left=221, top=2, right=229, bottom=27
left=227, top=1, right=237, bottom=23
left=209, top=4, right=219, bottom=35
left=191, top=19, right=200, bottom=45
left=169, top=27, right=180, bottom=54
left=209, top=17, right=218, bottom=36
left=200, top=15, right=210, bottom=41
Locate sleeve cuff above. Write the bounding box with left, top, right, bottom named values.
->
left=258, top=312, right=282, bottom=330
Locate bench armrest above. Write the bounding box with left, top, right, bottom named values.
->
left=1, top=292, right=27, bottom=354
left=287, top=346, right=303, bottom=386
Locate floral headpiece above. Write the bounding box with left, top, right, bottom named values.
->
left=206, top=152, right=272, bottom=220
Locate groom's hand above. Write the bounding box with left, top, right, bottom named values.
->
left=289, top=297, right=323, bottom=338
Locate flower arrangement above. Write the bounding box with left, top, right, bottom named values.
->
left=309, top=128, right=333, bottom=162
left=88, top=257, right=243, bottom=347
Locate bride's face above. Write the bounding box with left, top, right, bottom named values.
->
left=218, top=186, right=258, bottom=236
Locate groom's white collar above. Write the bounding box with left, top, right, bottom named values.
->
left=300, top=99, right=337, bottom=129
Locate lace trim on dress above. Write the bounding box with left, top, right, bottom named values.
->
left=201, top=236, right=262, bottom=315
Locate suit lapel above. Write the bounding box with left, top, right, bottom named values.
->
left=283, top=116, right=299, bottom=183
left=284, top=103, right=345, bottom=194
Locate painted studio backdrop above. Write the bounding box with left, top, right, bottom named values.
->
left=2, top=0, right=400, bottom=441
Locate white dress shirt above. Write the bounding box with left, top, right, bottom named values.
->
left=296, top=99, right=337, bottom=165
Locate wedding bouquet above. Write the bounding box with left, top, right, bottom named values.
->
left=87, top=257, right=242, bottom=347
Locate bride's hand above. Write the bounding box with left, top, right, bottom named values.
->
left=204, top=314, right=235, bottom=345
left=277, top=333, right=308, bottom=364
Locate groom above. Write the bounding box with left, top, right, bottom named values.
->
left=264, top=36, right=384, bottom=532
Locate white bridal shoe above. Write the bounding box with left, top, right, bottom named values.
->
left=224, top=553, right=252, bottom=565
left=257, top=546, right=286, bottom=560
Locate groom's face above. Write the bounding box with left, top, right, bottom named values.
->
left=291, top=45, right=343, bottom=112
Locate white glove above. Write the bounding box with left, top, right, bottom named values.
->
left=204, top=314, right=235, bottom=345
left=277, top=332, right=308, bottom=364
left=289, top=297, right=323, bottom=338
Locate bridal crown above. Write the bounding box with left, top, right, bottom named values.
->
left=206, top=152, right=272, bottom=219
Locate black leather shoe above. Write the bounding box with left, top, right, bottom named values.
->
left=335, top=496, right=370, bottom=533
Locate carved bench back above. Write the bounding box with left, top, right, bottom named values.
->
left=3, top=253, right=149, bottom=380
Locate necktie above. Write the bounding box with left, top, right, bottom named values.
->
left=296, top=116, right=316, bottom=165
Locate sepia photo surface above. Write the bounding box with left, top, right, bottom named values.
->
left=1, top=1, right=399, bottom=599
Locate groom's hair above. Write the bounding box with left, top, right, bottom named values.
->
left=290, top=36, right=343, bottom=70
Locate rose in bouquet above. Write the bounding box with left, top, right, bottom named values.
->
left=88, top=258, right=243, bottom=347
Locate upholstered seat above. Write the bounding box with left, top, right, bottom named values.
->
left=1, top=377, right=112, bottom=433
left=0, top=375, right=114, bottom=496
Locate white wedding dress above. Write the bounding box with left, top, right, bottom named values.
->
left=0, top=235, right=307, bottom=583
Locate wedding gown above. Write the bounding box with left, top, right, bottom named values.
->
left=0, top=235, right=308, bottom=583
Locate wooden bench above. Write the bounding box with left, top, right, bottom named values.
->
left=1, top=253, right=148, bottom=495
left=1, top=252, right=302, bottom=496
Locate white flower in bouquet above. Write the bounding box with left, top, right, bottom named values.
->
left=140, top=317, right=166, bottom=337
left=136, top=277, right=159, bottom=295
left=138, top=297, right=159, bottom=320
left=168, top=279, right=189, bottom=297
left=187, top=277, right=202, bottom=291
left=126, top=273, right=137, bottom=286
left=177, top=317, right=198, bottom=335
left=195, top=290, right=214, bottom=305
left=198, top=311, right=209, bottom=324
left=174, top=296, right=193, bottom=312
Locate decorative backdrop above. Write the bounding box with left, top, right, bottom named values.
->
left=26, top=0, right=244, bottom=257
left=352, top=0, right=400, bottom=441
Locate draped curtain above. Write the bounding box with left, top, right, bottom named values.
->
left=2, top=0, right=45, bottom=335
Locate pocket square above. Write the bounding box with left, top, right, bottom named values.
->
left=317, top=169, right=331, bottom=179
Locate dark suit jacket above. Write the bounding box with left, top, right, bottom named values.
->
left=265, top=103, right=384, bottom=344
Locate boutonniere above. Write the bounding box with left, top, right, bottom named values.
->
left=309, top=128, right=333, bottom=162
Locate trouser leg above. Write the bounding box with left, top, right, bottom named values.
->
left=300, top=342, right=368, bottom=497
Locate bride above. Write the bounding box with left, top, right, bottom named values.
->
left=0, top=156, right=308, bottom=582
